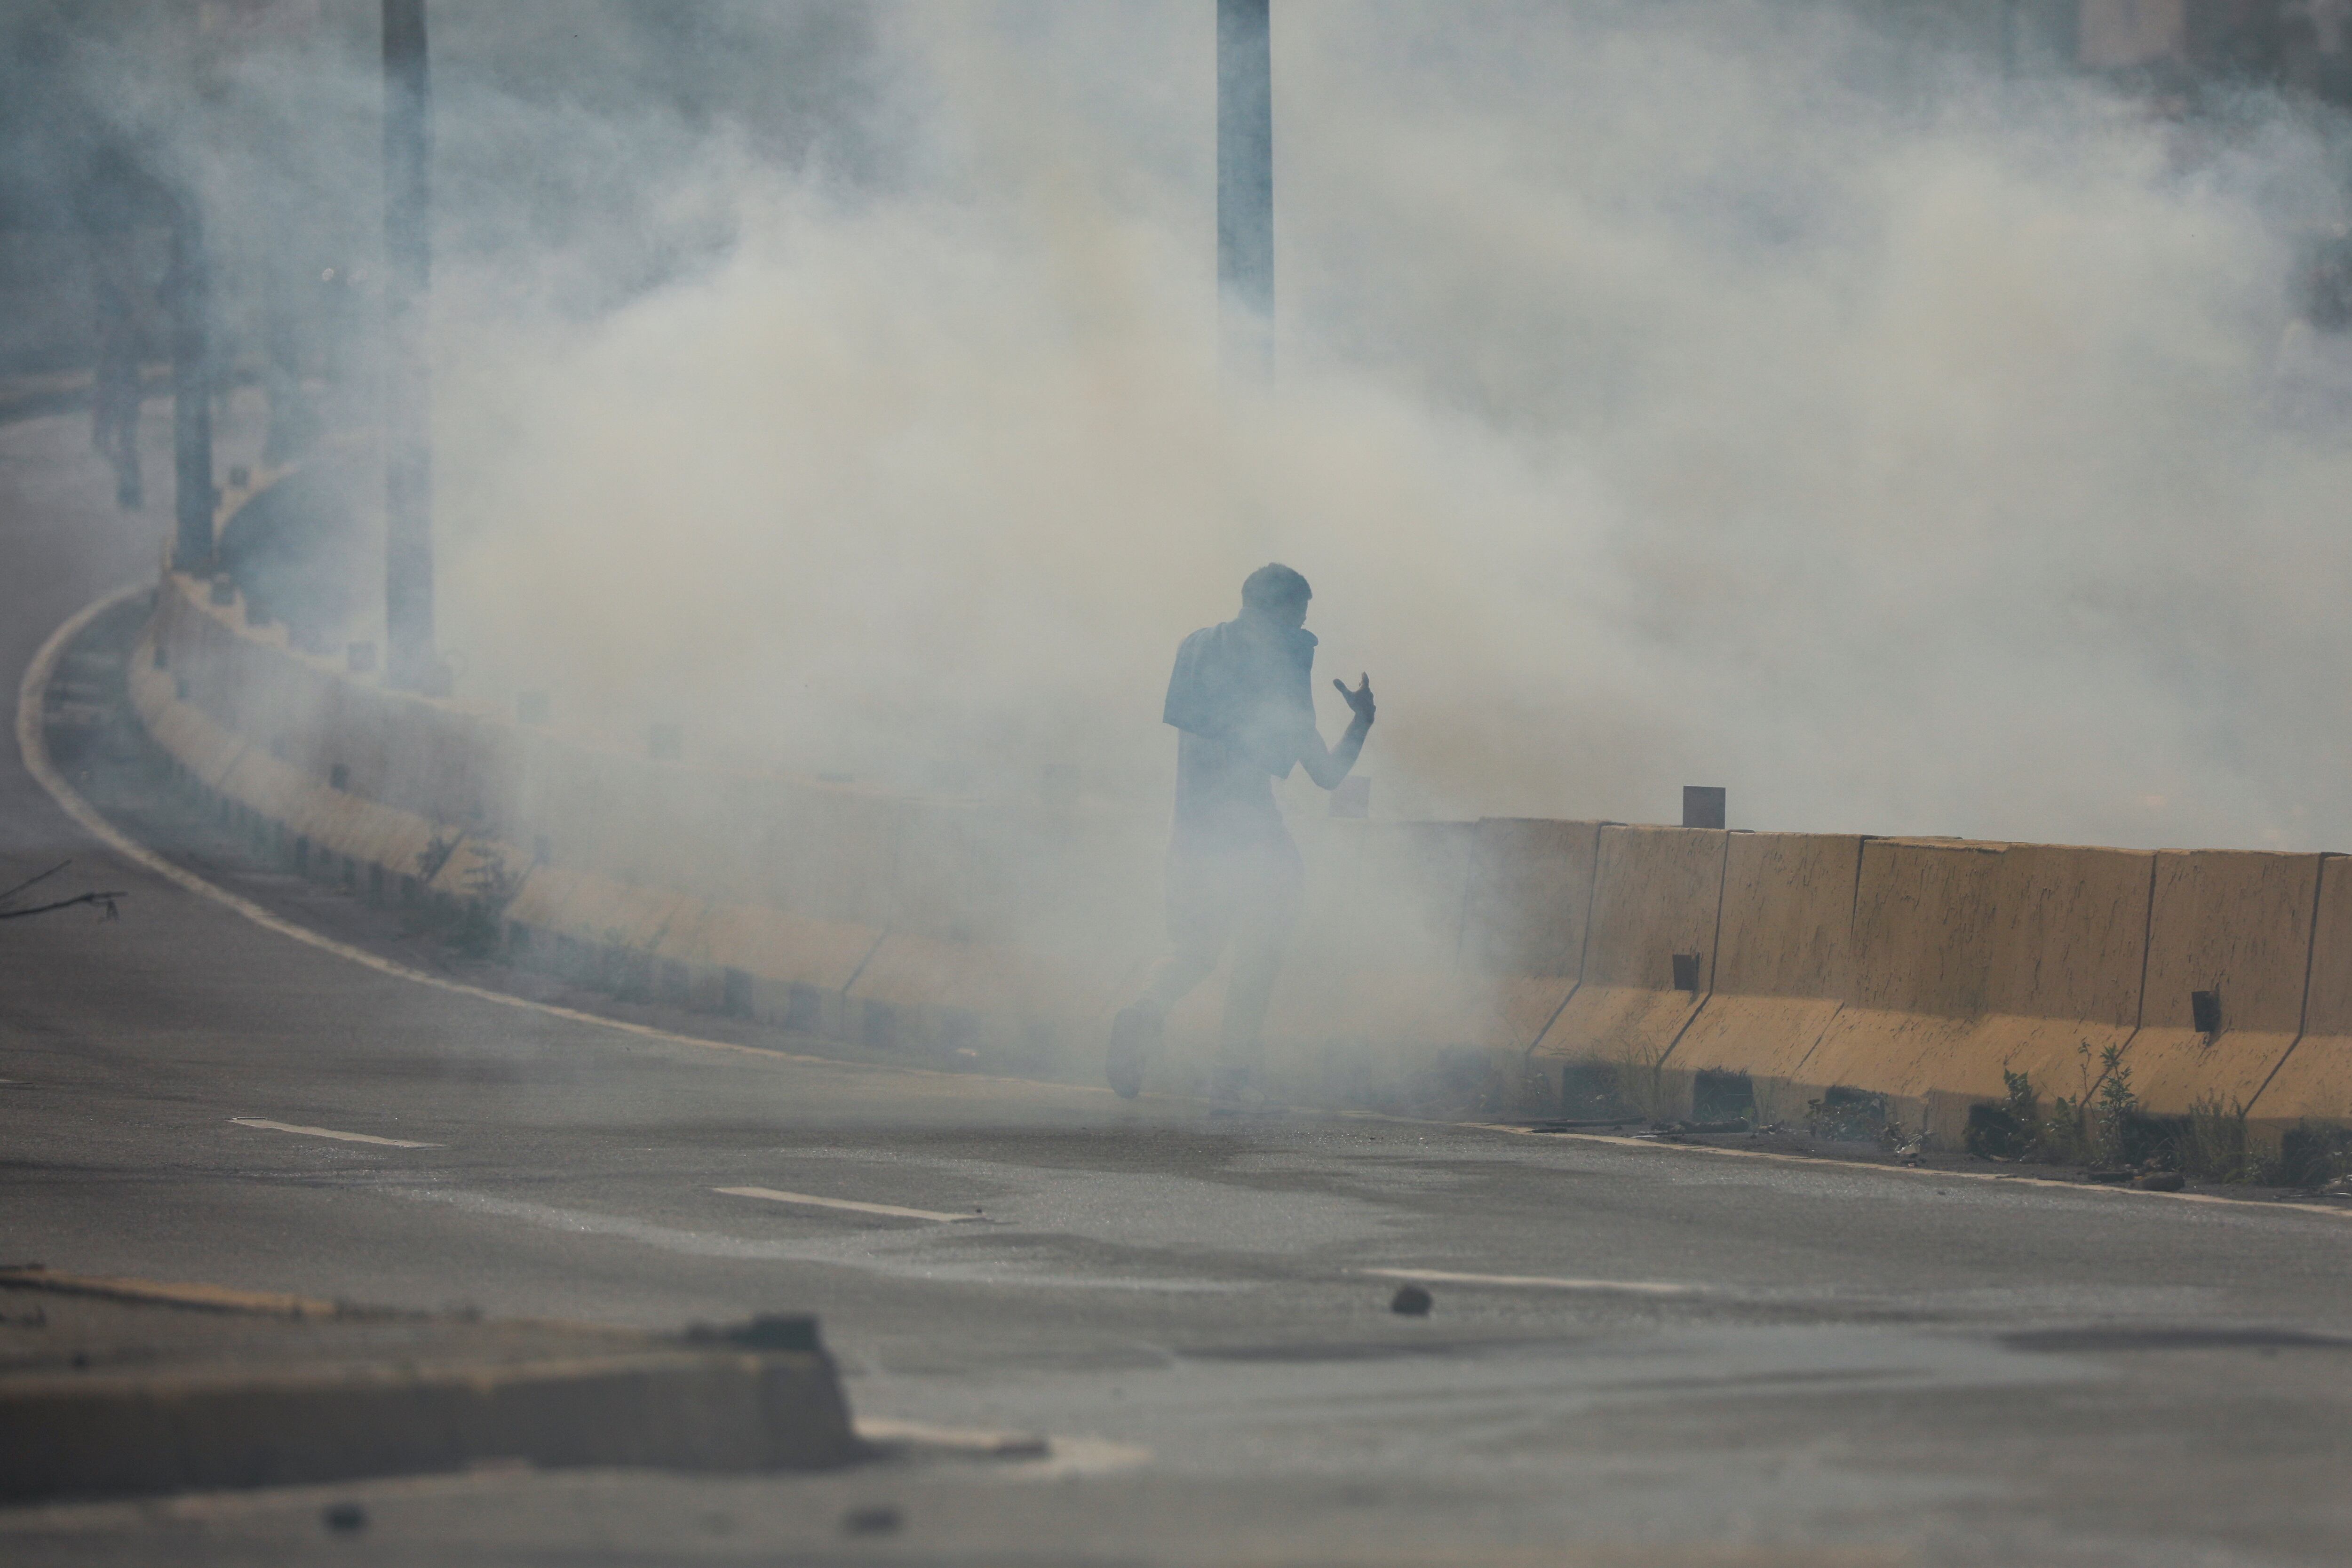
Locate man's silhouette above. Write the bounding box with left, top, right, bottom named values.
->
left=1107, top=563, right=1375, bottom=1106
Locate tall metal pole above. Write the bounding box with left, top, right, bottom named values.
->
left=1217, top=0, right=1273, bottom=376
left=168, top=194, right=214, bottom=572
left=382, top=0, right=435, bottom=688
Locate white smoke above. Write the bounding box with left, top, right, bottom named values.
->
left=415, top=1, right=2352, bottom=852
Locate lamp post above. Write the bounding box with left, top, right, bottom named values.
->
left=167, top=192, right=214, bottom=572
left=382, top=0, right=435, bottom=689
left=1217, top=0, right=1272, bottom=376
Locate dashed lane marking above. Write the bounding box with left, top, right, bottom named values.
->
left=1359, top=1266, right=1699, bottom=1297
left=230, top=1117, right=442, bottom=1149
left=713, top=1186, right=984, bottom=1224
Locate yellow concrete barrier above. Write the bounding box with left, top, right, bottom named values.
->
left=126, top=563, right=2352, bottom=1138
left=129, top=628, right=245, bottom=789
left=1527, top=824, right=1727, bottom=1112
left=1797, top=839, right=2153, bottom=1141
left=2246, top=854, right=2352, bottom=1135
left=1663, top=832, right=1861, bottom=1125
left=505, top=861, right=698, bottom=958
left=656, top=899, right=884, bottom=1031
left=1459, top=817, right=1601, bottom=1063
left=2125, top=848, right=2322, bottom=1118
left=1955, top=843, right=2156, bottom=1137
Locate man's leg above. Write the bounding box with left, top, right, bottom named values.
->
left=1106, top=850, right=1233, bottom=1098
left=1209, top=841, right=1303, bottom=1104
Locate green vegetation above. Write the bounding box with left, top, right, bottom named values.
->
left=1614, top=1046, right=1675, bottom=1125
left=1969, top=1054, right=2351, bottom=1190
left=2179, top=1093, right=2264, bottom=1185
left=1965, top=1043, right=2137, bottom=1166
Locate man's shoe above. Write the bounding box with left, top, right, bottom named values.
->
left=1106, top=1003, right=1160, bottom=1099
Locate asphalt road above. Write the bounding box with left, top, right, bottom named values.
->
left=4, top=402, right=2351, bottom=1567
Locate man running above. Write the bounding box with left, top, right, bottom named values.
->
left=1106, top=563, right=1375, bottom=1106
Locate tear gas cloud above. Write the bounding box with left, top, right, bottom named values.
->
left=425, top=1, right=2352, bottom=853
left=43, top=1, right=2352, bottom=853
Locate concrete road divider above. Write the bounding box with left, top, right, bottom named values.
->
left=93, top=559, right=2352, bottom=1141
left=1790, top=838, right=2004, bottom=1137
left=130, top=627, right=244, bottom=789
left=1460, top=817, right=1601, bottom=978
left=2247, top=854, right=2352, bottom=1137
left=1957, top=843, right=2155, bottom=1139
left=130, top=633, right=445, bottom=885
left=1662, top=832, right=1861, bottom=1127
left=505, top=862, right=700, bottom=984
left=1797, top=840, right=2156, bottom=1142
left=1528, top=825, right=1727, bottom=1115
left=2123, top=849, right=2321, bottom=1120
left=1457, top=819, right=1600, bottom=1087
left=659, top=899, right=883, bottom=1035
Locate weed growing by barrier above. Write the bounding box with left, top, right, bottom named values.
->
left=1966, top=1044, right=2141, bottom=1166
left=2175, top=1094, right=2264, bottom=1184
left=1970, top=1067, right=2352, bottom=1189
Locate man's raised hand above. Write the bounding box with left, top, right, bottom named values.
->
left=1334, top=674, right=1375, bottom=725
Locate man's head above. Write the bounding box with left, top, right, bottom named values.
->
left=1240, top=562, right=1312, bottom=629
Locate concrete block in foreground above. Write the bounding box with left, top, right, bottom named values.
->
left=0, top=1272, right=858, bottom=1504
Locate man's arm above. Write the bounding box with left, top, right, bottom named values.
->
left=1297, top=674, right=1375, bottom=790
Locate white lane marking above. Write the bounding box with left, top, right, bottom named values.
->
left=855, top=1417, right=1050, bottom=1457
left=713, top=1186, right=983, bottom=1224
left=1359, top=1266, right=1699, bottom=1297
left=230, top=1117, right=442, bottom=1149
